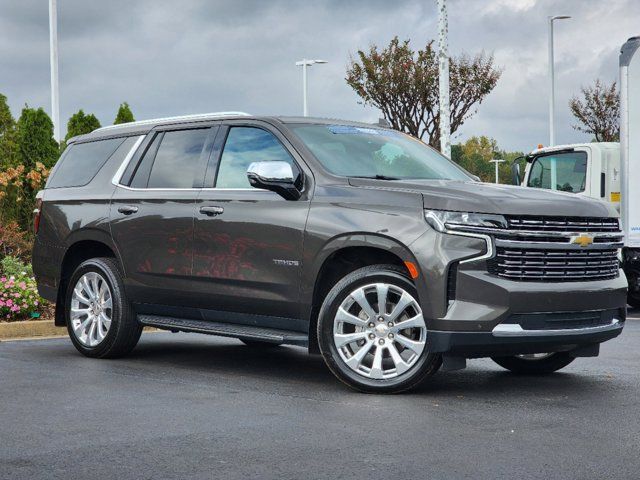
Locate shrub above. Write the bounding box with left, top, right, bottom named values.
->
left=0, top=256, right=44, bottom=321
left=0, top=222, right=33, bottom=262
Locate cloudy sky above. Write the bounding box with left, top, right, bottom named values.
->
left=1, top=0, right=638, bottom=151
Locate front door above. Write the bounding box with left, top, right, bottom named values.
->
left=192, top=123, right=311, bottom=330
left=110, top=125, right=217, bottom=308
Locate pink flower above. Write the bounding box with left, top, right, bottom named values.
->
left=0, top=277, right=5, bottom=282
left=18, top=282, right=26, bottom=290
left=0, top=300, right=4, bottom=307
left=6, top=299, right=12, bottom=307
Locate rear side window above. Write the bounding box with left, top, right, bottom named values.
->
left=47, top=138, right=125, bottom=188
left=131, top=129, right=210, bottom=189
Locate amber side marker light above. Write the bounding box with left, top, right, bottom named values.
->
left=404, top=261, right=419, bottom=279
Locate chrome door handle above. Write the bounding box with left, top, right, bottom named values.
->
left=199, top=206, right=224, bottom=217
left=117, top=205, right=139, bottom=215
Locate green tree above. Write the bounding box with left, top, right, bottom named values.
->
left=451, top=136, right=523, bottom=184
left=114, top=102, right=135, bottom=124
left=65, top=109, right=101, bottom=142
left=346, top=37, right=501, bottom=150
left=16, top=106, right=59, bottom=170
left=569, top=79, right=619, bottom=142
left=0, top=93, right=18, bottom=168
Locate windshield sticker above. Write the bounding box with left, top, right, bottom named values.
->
left=327, top=125, right=398, bottom=136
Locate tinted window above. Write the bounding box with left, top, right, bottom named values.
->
left=290, top=124, right=471, bottom=180
left=527, top=152, right=587, bottom=193
left=47, top=138, right=125, bottom=188
left=146, top=129, right=210, bottom=188
left=129, top=133, right=162, bottom=188
left=216, top=127, right=297, bottom=188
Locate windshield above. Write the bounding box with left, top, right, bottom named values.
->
left=289, top=124, right=472, bottom=181
left=527, top=151, right=587, bottom=193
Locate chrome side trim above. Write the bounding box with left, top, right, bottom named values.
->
left=492, top=319, right=622, bottom=337
left=111, top=135, right=145, bottom=186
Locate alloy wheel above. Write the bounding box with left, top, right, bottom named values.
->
left=333, top=283, right=426, bottom=379
left=70, top=272, right=113, bottom=347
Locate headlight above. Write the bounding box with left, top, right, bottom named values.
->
left=425, top=210, right=507, bottom=233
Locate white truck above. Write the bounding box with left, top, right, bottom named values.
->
left=513, top=36, right=640, bottom=308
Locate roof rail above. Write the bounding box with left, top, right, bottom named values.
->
left=95, top=111, right=252, bottom=132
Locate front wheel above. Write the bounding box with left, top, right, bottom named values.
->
left=491, top=352, right=575, bottom=374
left=317, top=265, right=441, bottom=393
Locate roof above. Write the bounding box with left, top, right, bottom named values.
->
left=68, top=112, right=390, bottom=143
left=529, top=142, right=620, bottom=156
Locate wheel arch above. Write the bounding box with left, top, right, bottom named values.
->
left=305, top=234, right=421, bottom=354
left=54, top=230, right=122, bottom=326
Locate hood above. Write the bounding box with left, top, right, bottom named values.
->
left=347, top=178, right=618, bottom=218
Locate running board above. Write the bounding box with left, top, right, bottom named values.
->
left=138, top=314, right=308, bottom=347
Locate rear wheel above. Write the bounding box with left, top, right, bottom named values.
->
left=491, top=352, right=575, bottom=374
left=317, top=265, right=441, bottom=393
left=65, top=257, right=142, bottom=358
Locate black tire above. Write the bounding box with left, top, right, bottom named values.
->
left=65, top=257, right=142, bottom=358
left=317, top=264, right=441, bottom=394
left=491, top=352, right=575, bottom=374
left=628, top=292, right=640, bottom=309
left=240, top=338, right=281, bottom=348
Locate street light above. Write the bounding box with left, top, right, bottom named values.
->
left=489, top=159, right=506, bottom=184
left=548, top=14, right=571, bottom=147
left=295, top=59, right=328, bottom=116
left=49, top=0, right=60, bottom=142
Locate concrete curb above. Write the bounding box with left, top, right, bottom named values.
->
left=0, top=320, right=159, bottom=341
left=0, top=320, right=66, bottom=340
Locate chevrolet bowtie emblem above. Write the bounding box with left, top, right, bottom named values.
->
left=571, top=235, right=594, bottom=247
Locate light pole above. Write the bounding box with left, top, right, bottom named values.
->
left=295, top=59, right=328, bottom=117
left=489, top=159, right=505, bottom=184
left=49, top=0, right=60, bottom=142
left=437, top=0, right=451, bottom=158
left=548, top=15, right=571, bottom=147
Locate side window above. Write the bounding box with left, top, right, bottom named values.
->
left=216, top=127, right=297, bottom=188
left=129, top=133, right=162, bottom=188
left=147, top=129, right=211, bottom=188
left=47, top=137, right=125, bottom=188
left=129, top=129, right=210, bottom=189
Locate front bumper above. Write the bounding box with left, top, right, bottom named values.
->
left=429, top=316, right=624, bottom=357
left=427, top=267, right=627, bottom=357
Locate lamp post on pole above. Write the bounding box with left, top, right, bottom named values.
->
left=548, top=15, right=571, bottom=147
left=49, top=0, right=60, bottom=142
left=489, top=159, right=505, bottom=184
left=437, top=0, right=451, bottom=158
left=295, top=59, right=328, bottom=117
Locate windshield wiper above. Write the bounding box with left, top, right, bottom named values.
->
left=349, top=174, right=401, bottom=180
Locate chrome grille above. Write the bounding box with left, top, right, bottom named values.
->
left=506, top=216, right=620, bottom=233
left=489, top=248, right=619, bottom=281
left=485, top=216, right=622, bottom=282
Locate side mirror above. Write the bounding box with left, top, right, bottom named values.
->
left=246, top=161, right=302, bottom=200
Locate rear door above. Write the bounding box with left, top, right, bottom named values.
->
left=110, top=124, right=217, bottom=309
left=191, top=121, right=312, bottom=329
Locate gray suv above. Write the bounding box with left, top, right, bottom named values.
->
left=32, top=112, right=627, bottom=392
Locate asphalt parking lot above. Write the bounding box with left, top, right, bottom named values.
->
left=1, top=309, right=639, bottom=480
